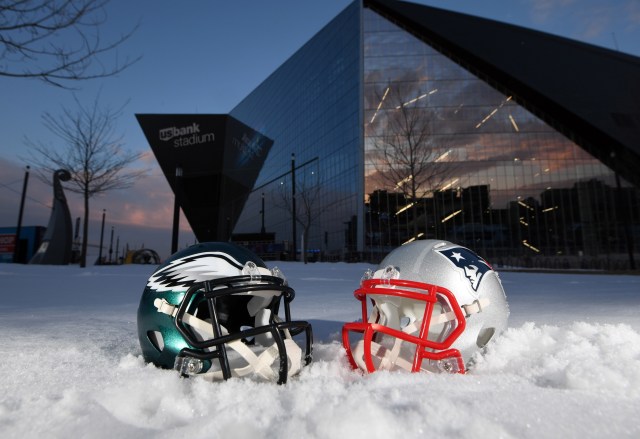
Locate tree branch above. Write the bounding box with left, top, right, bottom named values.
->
left=0, top=0, right=140, bottom=88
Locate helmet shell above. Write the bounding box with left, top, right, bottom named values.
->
left=378, top=240, right=509, bottom=366
left=137, top=242, right=268, bottom=369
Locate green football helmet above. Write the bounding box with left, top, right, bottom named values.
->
left=137, top=242, right=313, bottom=384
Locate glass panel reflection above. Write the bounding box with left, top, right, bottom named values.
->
left=230, top=2, right=362, bottom=261
left=363, top=9, right=639, bottom=270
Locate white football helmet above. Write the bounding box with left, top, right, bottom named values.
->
left=342, top=240, right=509, bottom=374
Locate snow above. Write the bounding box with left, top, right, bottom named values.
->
left=1, top=261, right=639, bottom=439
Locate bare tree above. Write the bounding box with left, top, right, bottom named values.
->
left=0, top=0, right=139, bottom=87
left=25, top=94, right=145, bottom=267
left=369, top=84, right=457, bottom=237
left=276, top=168, right=321, bottom=264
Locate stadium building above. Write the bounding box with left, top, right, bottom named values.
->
left=138, top=0, right=640, bottom=270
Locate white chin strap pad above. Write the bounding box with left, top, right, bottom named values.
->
left=253, top=308, right=274, bottom=346
left=154, top=298, right=302, bottom=381
left=206, top=338, right=302, bottom=381
left=353, top=338, right=414, bottom=372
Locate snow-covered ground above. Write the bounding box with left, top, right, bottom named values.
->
left=1, top=261, right=639, bottom=438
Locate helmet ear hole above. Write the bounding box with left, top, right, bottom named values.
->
left=476, top=327, right=495, bottom=348
left=147, top=330, right=165, bottom=352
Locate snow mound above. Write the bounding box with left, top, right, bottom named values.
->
left=475, top=322, right=640, bottom=395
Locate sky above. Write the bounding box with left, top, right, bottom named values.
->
left=0, top=261, right=639, bottom=438
left=1, top=0, right=640, bottom=259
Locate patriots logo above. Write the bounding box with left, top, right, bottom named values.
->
left=147, top=252, right=244, bottom=292
left=436, top=246, right=492, bottom=294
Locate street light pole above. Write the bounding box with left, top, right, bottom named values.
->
left=13, top=165, right=30, bottom=263
left=98, top=209, right=106, bottom=265
left=261, top=192, right=266, bottom=234
left=108, top=226, right=114, bottom=264
left=171, top=165, right=183, bottom=255
left=291, top=153, right=297, bottom=261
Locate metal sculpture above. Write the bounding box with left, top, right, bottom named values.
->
left=30, top=169, right=73, bottom=265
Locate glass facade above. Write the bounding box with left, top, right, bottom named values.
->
left=231, top=2, right=362, bottom=260
left=362, top=7, right=639, bottom=269
left=230, top=1, right=639, bottom=269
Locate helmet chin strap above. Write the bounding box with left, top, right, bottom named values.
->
left=353, top=337, right=414, bottom=372
left=154, top=299, right=302, bottom=381
left=351, top=297, right=490, bottom=373
left=352, top=306, right=414, bottom=372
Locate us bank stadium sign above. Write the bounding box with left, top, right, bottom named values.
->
left=159, top=123, right=215, bottom=147
left=232, top=133, right=265, bottom=159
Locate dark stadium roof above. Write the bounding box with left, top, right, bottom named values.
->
left=366, top=0, right=640, bottom=187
